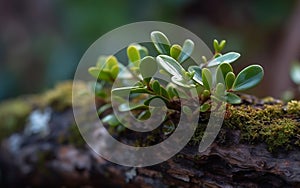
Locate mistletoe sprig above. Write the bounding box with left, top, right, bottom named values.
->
left=88, top=31, right=264, bottom=119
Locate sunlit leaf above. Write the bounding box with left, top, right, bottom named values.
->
left=225, top=72, right=235, bottom=90
left=127, top=45, right=140, bottom=66
left=139, top=56, right=158, bottom=80
left=102, top=114, right=120, bottom=127
left=188, top=66, right=203, bottom=85
left=178, top=39, right=194, bottom=63
left=232, top=65, right=264, bottom=91
left=171, top=76, right=195, bottom=88
left=156, top=55, right=185, bottom=77
left=216, top=63, right=233, bottom=84
left=202, top=68, right=213, bottom=90
left=88, top=67, right=100, bottom=79
left=200, top=103, right=211, bottom=112
left=151, top=31, right=171, bottom=54
left=207, top=52, right=240, bottom=67
left=170, top=44, right=182, bottom=60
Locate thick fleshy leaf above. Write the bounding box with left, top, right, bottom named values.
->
left=118, top=103, right=148, bottom=112
left=111, top=65, right=119, bottom=80
left=151, top=80, right=161, bottom=95
left=97, top=103, right=112, bottom=115
left=202, top=68, right=213, bottom=90
left=215, top=83, right=225, bottom=97
left=166, top=85, right=178, bottom=99
left=188, top=66, right=203, bottom=85
left=144, top=96, right=168, bottom=106
left=225, top=72, right=236, bottom=90
left=170, top=44, right=182, bottom=60
left=200, top=103, right=211, bottom=112
left=160, top=86, right=170, bottom=99
left=178, top=39, right=194, bottom=63
left=139, top=56, right=158, bottom=80
left=232, top=65, right=264, bottom=91
left=102, top=114, right=120, bottom=127
left=151, top=31, right=170, bottom=54
left=88, top=67, right=101, bottom=79
left=171, top=76, right=195, bottom=88
left=98, top=69, right=113, bottom=81
left=96, top=56, right=108, bottom=68
left=290, top=62, right=300, bottom=84
left=138, top=46, right=148, bottom=59
left=106, top=56, right=118, bottom=69
left=156, top=55, right=185, bottom=77
left=207, top=52, right=240, bottom=67
left=127, top=45, right=140, bottom=66
left=112, top=86, right=150, bottom=96
left=226, top=92, right=241, bottom=104
left=137, top=110, right=151, bottom=120
left=216, top=63, right=233, bottom=84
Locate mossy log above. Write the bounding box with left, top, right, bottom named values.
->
left=0, top=82, right=299, bottom=187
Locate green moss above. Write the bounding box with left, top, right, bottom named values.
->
left=287, top=100, right=300, bottom=115
left=0, top=99, right=32, bottom=140
left=0, top=81, right=89, bottom=141
left=225, top=104, right=300, bottom=152
left=38, top=82, right=75, bottom=111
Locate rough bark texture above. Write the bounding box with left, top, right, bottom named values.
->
left=0, top=107, right=299, bottom=188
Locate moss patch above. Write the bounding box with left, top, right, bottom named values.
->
left=224, top=103, right=300, bottom=152
left=0, top=99, right=32, bottom=140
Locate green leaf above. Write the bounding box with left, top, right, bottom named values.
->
left=138, top=46, right=148, bottom=59
left=98, top=70, right=113, bottom=82
left=137, top=110, right=151, bottom=120
left=151, top=80, right=161, bottom=95
left=102, top=114, right=120, bottom=127
left=183, top=106, right=192, bottom=115
left=290, top=62, right=300, bottom=85
left=178, top=39, right=194, bottom=63
left=219, top=40, right=226, bottom=52
left=151, top=31, right=170, bottom=54
left=213, top=39, right=219, bottom=52
left=171, top=76, right=195, bottom=88
left=144, top=96, right=168, bottom=106
left=225, top=72, right=236, bottom=90
left=170, top=44, right=182, bottom=60
left=118, top=103, right=148, bottom=112
left=200, top=103, right=211, bottom=112
left=160, top=86, right=170, bottom=99
left=106, top=56, right=118, bottom=69
left=207, top=52, right=240, bottom=67
left=156, top=55, right=185, bottom=77
left=112, top=86, right=150, bottom=96
left=139, top=56, right=158, bottom=80
left=216, top=63, right=233, bottom=84
left=166, top=85, right=177, bottom=99
left=202, top=68, right=213, bottom=90
left=111, top=65, right=119, bottom=80
left=215, top=83, right=225, bottom=97
left=88, top=67, right=101, bottom=79
left=188, top=66, right=203, bottom=85
left=97, top=103, right=112, bottom=115
left=96, top=56, right=108, bottom=68
left=232, top=65, right=264, bottom=91
left=127, top=45, right=141, bottom=66
left=226, top=92, right=241, bottom=104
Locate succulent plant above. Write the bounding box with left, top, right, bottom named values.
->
left=88, top=31, right=264, bottom=128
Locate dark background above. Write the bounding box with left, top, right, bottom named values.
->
left=1, top=0, right=300, bottom=100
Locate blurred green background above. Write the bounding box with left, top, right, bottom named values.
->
left=1, top=0, right=300, bottom=100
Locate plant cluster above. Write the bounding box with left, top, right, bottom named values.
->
left=88, top=31, right=264, bottom=128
